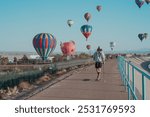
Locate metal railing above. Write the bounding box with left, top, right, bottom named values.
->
left=117, top=56, right=150, bottom=100
left=55, top=58, right=93, bottom=70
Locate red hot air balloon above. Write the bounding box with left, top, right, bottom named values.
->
left=96, top=5, right=102, bottom=12
left=86, top=45, right=91, bottom=50
left=84, top=12, right=91, bottom=22
left=60, top=41, right=76, bottom=56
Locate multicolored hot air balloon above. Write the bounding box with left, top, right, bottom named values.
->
left=67, top=20, right=74, bottom=27
left=33, top=33, right=57, bottom=60
left=96, top=5, right=102, bottom=12
left=138, top=33, right=145, bottom=41
left=135, top=0, right=144, bottom=8
left=86, top=45, right=91, bottom=50
left=80, top=25, right=92, bottom=41
left=60, top=41, right=76, bottom=56
left=110, top=42, right=116, bottom=51
left=145, top=0, right=150, bottom=4
left=84, top=12, right=91, bottom=22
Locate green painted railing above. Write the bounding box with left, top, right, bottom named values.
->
left=117, top=56, right=150, bottom=100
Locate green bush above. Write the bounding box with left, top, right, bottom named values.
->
left=0, top=70, right=45, bottom=89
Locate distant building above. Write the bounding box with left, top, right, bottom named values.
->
left=29, top=55, right=40, bottom=59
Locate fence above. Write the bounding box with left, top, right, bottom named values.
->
left=117, top=56, right=150, bottom=100
left=0, top=58, right=93, bottom=89
left=55, top=58, right=93, bottom=70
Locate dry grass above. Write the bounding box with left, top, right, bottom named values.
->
left=18, top=81, right=31, bottom=91
left=35, top=75, right=51, bottom=84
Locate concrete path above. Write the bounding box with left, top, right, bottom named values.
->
left=28, top=59, right=128, bottom=100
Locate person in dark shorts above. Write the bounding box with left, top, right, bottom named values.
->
left=93, top=46, right=105, bottom=81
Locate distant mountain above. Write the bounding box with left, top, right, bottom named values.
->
left=103, top=48, right=150, bottom=54
left=0, top=51, right=35, bottom=55
left=137, top=48, right=150, bottom=52
left=1, top=48, right=150, bottom=56
left=126, top=48, right=150, bottom=54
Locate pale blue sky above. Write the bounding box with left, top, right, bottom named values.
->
left=0, top=0, right=150, bottom=53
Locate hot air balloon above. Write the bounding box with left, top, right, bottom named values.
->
left=67, top=20, right=74, bottom=27
left=144, top=33, right=148, bottom=39
left=145, top=0, right=150, bottom=4
left=110, top=42, right=116, bottom=51
left=138, top=33, right=145, bottom=41
left=96, top=5, right=102, bottom=12
left=84, top=12, right=91, bottom=22
left=60, top=41, right=76, bottom=56
left=33, top=33, right=57, bottom=60
left=80, top=25, right=92, bottom=41
left=86, top=45, right=91, bottom=50
left=135, top=0, right=144, bottom=8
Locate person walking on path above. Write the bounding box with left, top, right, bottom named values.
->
left=93, top=46, right=105, bottom=81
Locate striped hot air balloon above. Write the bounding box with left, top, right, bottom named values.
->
left=33, top=33, right=57, bottom=60
left=80, top=25, right=92, bottom=41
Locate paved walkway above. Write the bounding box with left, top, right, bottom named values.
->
left=28, top=59, right=128, bottom=100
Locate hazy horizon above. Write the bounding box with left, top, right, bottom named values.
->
left=1, top=47, right=150, bottom=55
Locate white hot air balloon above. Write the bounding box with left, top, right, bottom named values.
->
left=67, top=20, right=74, bottom=27
left=110, top=42, right=116, bottom=50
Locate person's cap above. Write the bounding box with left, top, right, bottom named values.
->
left=97, top=46, right=102, bottom=51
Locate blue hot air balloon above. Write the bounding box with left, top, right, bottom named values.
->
left=138, top=33, right=145, bottom=41
left=135, top=0, right=144, bottom=8
left=80, top=25, right=92, bottom=41
left=33, top=33, right=57, bottom=60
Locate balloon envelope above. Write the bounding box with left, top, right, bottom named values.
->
left=80, top=25, right=92, bottom=41
left=67, top=20, right=74, bottom=27
left=84, top=12, right=91, bottom=22
left=110, top=42, right=116, bottom=50
left=144, top=33, right=148, bottom=39
left=145, top=0, right=150, bottom=4
left=60, top=41, right=76, bottom=56
left=33, top=33, right=57, bottom=60
left=86, top=45, right=91, bottom=50
left=135, top=0, right=144, bottom=8
left=96, top=5, right=102, bottom=12
left=138, top=33, right=145, bottom=41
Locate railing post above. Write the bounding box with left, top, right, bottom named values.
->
left=122, top=58, right=126, bottom=86
left=142, top=75, right=146, bottom=100
left=132, top=67, right=135, bottom=100
left=127, top=63, right=130, bottom=100
left=124, top=60, right=126, bottom=88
